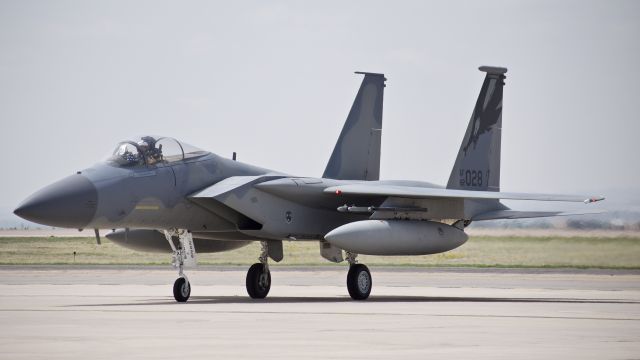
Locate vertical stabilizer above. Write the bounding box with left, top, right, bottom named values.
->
left=323, top=72, right=386, bottom=181
left=447, top=66, right=507, bottom=191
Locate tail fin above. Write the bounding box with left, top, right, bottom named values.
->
left=447, top=66, right=507, bottom=192
left=323, top=72, right=386, bottom=181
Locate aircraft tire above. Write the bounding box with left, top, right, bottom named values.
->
left=173, top=277, right=191, bottom=303
left=347, top=264, right=372, bottom=300
left=246, top=263, right=271, bottom=299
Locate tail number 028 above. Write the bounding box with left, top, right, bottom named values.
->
left=459, top=169, right=488, bottom=187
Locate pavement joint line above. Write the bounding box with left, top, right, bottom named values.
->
left=0, top=308, right=638, bottom=322
left=2, top=294, right=639, bottom=304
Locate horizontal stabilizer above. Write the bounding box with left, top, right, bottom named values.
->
left=325, top=184, right=605, bottom=203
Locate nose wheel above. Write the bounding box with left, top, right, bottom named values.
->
left=173, top=277, right=191, bottom=302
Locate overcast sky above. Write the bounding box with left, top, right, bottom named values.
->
left=1, top=0, right=639, bottom=218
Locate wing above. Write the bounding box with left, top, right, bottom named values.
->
left=188, top=175, right=286, bottom=231
left=324, top=184, right=605, bottom=204
left=471, top=209, right=604, bottom=220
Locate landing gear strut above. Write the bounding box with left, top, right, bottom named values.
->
left=346, top=251, right=371, bottom=300
left=246, top=241, right=271, bottom=299
left=164, top=229, right=197, bottom=303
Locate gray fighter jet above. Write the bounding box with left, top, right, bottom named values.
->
left=14, top=66, right=604, bottom=302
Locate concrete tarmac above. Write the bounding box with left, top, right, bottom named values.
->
left=1, top=266, right=639, bottom=359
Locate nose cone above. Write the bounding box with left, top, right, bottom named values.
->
left=14, top=174, right=98, bottom=228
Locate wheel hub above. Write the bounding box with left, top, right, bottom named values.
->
left=259, top=272, right=270, bottom=289
left=357, top=271, right=370, bottom=293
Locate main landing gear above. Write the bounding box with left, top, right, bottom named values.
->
left=164, top=229, right=197, bottom=303
left=161, top=232, right=371, bottom=301
left=345, top=251, right=372, bottom=300
left=246, top=241, right=272, bottom=299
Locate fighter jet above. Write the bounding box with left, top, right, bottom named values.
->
left=14, top=66, right=604, bottom=302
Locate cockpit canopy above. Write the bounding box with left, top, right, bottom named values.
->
left=108, top=136, right=209, bottom=167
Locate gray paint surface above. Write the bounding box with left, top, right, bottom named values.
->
left=13, top=69, right=603, bottom=257
left=325, top=220, right=468, bottom=255
left=447, top=67, right=505, bottom=192
left=323, top=72, right=385, bottom=181
left=106, top=229, right=251, bottom=253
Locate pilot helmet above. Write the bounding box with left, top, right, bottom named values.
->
left=137, top=140, right=149, bottom=151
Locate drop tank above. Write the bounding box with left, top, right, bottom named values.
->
left=324, top=220, right=468, bottom=255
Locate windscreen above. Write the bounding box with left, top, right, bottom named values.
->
left=107, top=136, right=209, bottom=167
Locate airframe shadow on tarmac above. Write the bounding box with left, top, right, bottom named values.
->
left=70, top=295, right=640, bottom=307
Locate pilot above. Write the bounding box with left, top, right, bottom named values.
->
left=137, top=140, right=154, bottom=165
left=137, top=138, right=162, bottom=165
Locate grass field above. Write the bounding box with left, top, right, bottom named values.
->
left=1, top=236, right=639, bottom=268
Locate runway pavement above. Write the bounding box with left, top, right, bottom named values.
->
left=1, top=266, right=639, bottom=359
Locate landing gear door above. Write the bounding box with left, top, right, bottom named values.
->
left=180, top=233, right=198, bottom=268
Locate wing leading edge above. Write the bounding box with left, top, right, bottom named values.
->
left=471, top=209, right=604, bottom=221
left=324, top=184, right=605, bottom=204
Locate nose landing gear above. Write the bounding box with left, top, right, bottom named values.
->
left=164, top=229, right=197, bottom=303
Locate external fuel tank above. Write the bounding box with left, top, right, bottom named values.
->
left=324, top=220, right=468, bottom=255
left=106, top=229, right=251, bottom=253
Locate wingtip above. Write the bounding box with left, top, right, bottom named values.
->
left=583, top=196, right=606, bottom=204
